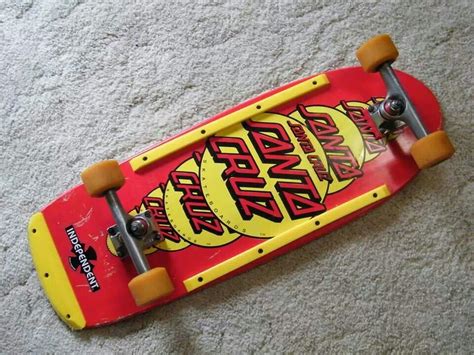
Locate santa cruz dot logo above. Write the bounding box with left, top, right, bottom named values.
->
left=200, top=113, right=330, bottom=238
left=106, top=98, right=387, bottom=254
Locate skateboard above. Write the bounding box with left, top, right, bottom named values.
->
left=28, top=34, right=454, bottom=329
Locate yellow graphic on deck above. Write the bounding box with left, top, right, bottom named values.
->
left=165, top=157, right=240, bottom=247
left=108, top=98, right=388, bottom=255
left=336, top=99, right=386, bottom=162
left=200, top=113, right=330, bottom=238
left=290, top=105, right=365, bottom=194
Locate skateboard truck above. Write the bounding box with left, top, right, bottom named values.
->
left=367, top=63, right=428, bottom=139
left=81, top=160, right=174, bottom=306
left=107, top=208, right=161, bottom=260
left=367, top=63, right=429, bottom=139
left=356, top=34, right=454, bottom=169
left=105, top=195, right=162, bottom=266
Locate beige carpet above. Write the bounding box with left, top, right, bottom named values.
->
left=1, top=0, right=472, bottom=353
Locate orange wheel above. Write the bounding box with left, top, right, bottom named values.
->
left=410, top=131, right=455, bottom=169
left=128, top=267, right=175, bottom=306
left=356, top=34, right=399, bottom=73
left=80, top=160, right=125, bottom=197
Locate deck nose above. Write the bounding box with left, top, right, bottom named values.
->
left=28, top=212, right=86, bottom=330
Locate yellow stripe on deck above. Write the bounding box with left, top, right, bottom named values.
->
left=183, top=185, right=391, bottom=292
left=28, top=212, right=86, bottom=330
left=130, top=74, right=330, bottom=172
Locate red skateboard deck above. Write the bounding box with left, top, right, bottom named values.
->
left=28, top=66, right=444, bottom=329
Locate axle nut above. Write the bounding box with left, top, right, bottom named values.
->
left=129, top=218, right=148, bottom=237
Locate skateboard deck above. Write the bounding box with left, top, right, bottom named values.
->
left=29, top=66, right=445, bottom=329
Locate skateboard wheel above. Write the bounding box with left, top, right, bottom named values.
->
left=410, top=130, right=455, bottom=169
left=356, top=34, right=399, bottom=73
left=80, top=160, right=125, bottom=197
left=128, top=267, right=175, bottom=306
